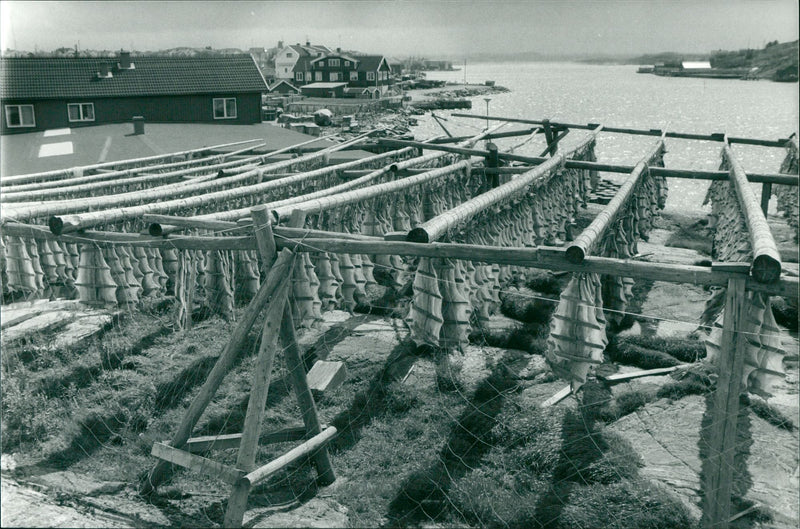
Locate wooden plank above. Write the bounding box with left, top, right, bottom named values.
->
left=150, top=442, right=244, bottom=485
left=306, top=361, right=348, bottom=396
left=184, top=426, right=311, bottom=453
left=48, top=313, right=117, bottom=351
left=711, top=262, right=751, bottom=274
left=701, top=277, right=747, bottom=528
left=541, top=385, right=572, bottom=407
left=1, top=311, right=75, bottom=345
left=596, top=366, right=679, bottom=383
left=242, top=427, right=339, bottom=487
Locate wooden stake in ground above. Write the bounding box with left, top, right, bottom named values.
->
left=701, top=277, right=747, bottom=528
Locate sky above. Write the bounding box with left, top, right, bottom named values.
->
left=1, top=0, right=798, bottom=58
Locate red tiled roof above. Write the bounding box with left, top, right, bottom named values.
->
left=0, top=55, right=268, bottom=100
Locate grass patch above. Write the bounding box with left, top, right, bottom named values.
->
left=663, top=216, right=713, bottom=255
left=771, top=297, right=799, bottom=331
left=606, top=336, right=681, bottom=369
left=748, top=398, right=796, bottom=431
left=599, top=390, right=655, bottom=423
left=442, top=380, right=694, bottom=528
left=559, top=480, right=699, bottom=529
left=615, top=335, right=706, bottom=363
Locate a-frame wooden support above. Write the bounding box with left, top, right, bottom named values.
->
left=140, top=206, right=337, bottom=529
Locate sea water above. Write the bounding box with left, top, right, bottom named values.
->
left=411, top=62, right=799, bottom=214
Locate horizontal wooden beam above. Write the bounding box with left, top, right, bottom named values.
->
left=449, top=114, right=792, bottom=148
left=275, top=237, right=798, bottom=298
left=597, top=366, right=679, bottom=383
left=429, top=127, right=541, bottom=144
left=151, top=442, right=245, bottom=485
left=183, top=426, right=312, bottom=453
left=377, top=138, right=798, bottom=185
left=3, top=221, right=795, bottom=297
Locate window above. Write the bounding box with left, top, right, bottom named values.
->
left=344, top=61, right=350, bottom=67
left=329, top=72, right=340, bottom=81
left=315, top=71, right=323, bottom=81
left=329, top=58, right=340, bottom=67
left=350, top=71, right=359, bottom=81
left=286, top=52, right=293, bottom=58
left=67, top=103, right=95, bottom=122
left=213, top=98, right=237, bottom=119
left=367, top=71, right=376, bottom=81
left=295, top=72, right=304, bottom=81
left=5, top=104, right=35, bottom=128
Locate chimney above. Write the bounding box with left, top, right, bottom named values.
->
left=97, top=63, right=112, bottom=78
left=306, top=40, right=310, bottom=46
left=278, top=40, right=283, bottom=49
left=336, top=47, right=341, bottom=53
left=118, top=50, right=134, bottom=69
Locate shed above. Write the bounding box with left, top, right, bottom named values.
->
left=681, top=61, right=712, bottom=70
left=0, top=53, right=269, bottom=134
left=268, top=80, right=301, bottom=94
left=300, top=82, right=347, bottom=98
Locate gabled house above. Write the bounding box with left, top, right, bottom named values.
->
left=274, top=42, right=331, bottom=81
left=350, top=55, right=392, bottom=95
left=308, top=52, right=393, bottom=97
left=0, top=53, right=269, bottom=134
left=268, top=80, right=301, bottom=95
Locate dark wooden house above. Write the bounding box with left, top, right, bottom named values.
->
left=0, top=53, right=269, bottom=134
left=308, top=53, right=393, bottom=96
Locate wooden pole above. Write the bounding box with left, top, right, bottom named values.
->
left=701, top=277, right=747, bottom=528
left=11, top=136, right=372, bottom=227
left=430, top=127, right=540, bottom=144
left=251, top=205, right=278, bottom=272
left=485, top=142, right=500, bottom=188
left=0, top=139, right=262, bottom=187
left=567, top=140, right=665, bottom=262
left=376, top=138, right=798, bottom=185
left=539, top=129, right=569, bottom=157
left=271, top=160, right=471, bottom=222
left=722, top=144, right=782, bottom=283
left=407, top=127, right=601, bottom=243
left=140, top=249, right=294, bottom=495
left=542, top=119, right=556, bottom=155
left=448, top=113, right=792, bottom=148
left=4, top=221, right=796, bottom=298
left=1, top=142, right=267, bottom=195
left=280, top=210, right=335, bottom=484
left=759, top=182, right=772, bottom=217
left=223, top=208, right=287, bottom=528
